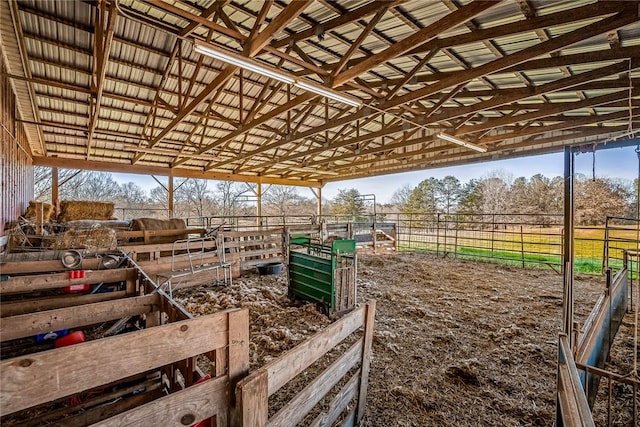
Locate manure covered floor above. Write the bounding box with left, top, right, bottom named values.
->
left=174, top=252, right=626, bottom=426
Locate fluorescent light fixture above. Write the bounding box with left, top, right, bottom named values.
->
left=437, top=132, right=487, bottom=153
left=294, top=81, right=362, bottom=108
left=195, top=41, right=362, bottom=108
left=194, top=42, right=294, bottom=85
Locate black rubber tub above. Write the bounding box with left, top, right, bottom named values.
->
left=256, top=262, right=283, bottom=275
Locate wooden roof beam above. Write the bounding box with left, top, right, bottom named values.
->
left=237, top=59, right=635, bottom=169
left=244, top=1, right=312, bottom=56
left=408, top=1, right=625, bottom=55
left=429, top=60, right=638, bottom=124
left=172, top=92, right=317, bottom=168
left=271, top=1, right=403, bottom=49
left=362, top=46, right=640, bottom=90
left=331, top=6, right=389, bottom=77
left=456, top=87, right=640, bottom=136
left=252, top=10, right=640, bottom=161
left=87, top=0, right=117, bottom=159
left=387, top=5, right=640, bottom=109
left=332, top=1, right=499, bottom=87
left=477, top=109, right=637, bottom=144
left=33, top=157, right=321, bottom=187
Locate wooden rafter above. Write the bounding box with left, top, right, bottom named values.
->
left=87, top=0, right=117, bottom=159
left=332, top=0, right=500, bottom=86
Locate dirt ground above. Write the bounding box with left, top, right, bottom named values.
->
left=174, top=252, right=636, bottom=426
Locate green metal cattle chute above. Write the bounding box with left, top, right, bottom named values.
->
left=288, top=237, right=357, bottom=316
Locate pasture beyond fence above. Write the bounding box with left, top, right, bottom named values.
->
left=167, top=212, right=639, bottom=275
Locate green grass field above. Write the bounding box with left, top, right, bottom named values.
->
left=397, top=225, right=639, bottom=275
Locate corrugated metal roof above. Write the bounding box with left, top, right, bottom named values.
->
left=3, top=0, right=639, bottom=184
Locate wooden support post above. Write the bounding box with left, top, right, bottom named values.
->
left=168, top=175, right=174, bottom=218
left=256, top=182, right=262, bottom=229
left=51, top=167, right=59, bottom=216
left=237, top=369, right=268, bottom=427
left=316, top=187, right=322, bottom=218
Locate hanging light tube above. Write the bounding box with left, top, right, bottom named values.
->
left=293, top=81, right=362, bottom=107
left=194, top=41, right=361, bottom=108
left=194, top=42, right=294, bottom=85
left=437, top=132, right=487, bottom=153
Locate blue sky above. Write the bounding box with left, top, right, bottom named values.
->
left=112, top=146, right=637, bottom=203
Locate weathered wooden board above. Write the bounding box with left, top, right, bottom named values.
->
left=1, top=294, right=161, bottom=341
left=1, top=268, right=133, bottom=294
left=0, top=258, right=102, bottom=275
left=0, top=290, right=128, bottom=317
left=91, top=375, right=228, bottom=427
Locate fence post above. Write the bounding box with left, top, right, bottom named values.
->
left=356, top=301, right=376, bottom=423
left=443, top=214, right=449, bottom=256
left=436, top=213, right=441, bottom=257
left=520, top=225, right=525, bottom=268
left=491, top=214, right=495, bottom=259
left=408, top=213, right=412, bottom=250
left=236, top=369, right=268, bottom=427
left=454, top=213, right=459, bottom=259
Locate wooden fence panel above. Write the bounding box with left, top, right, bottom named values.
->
left=0, top=308, right=247, bottom=418
left=235, top=301, right=376, bottom=427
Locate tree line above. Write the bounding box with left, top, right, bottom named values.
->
left=34, top=168, right=317, bottom=219
left=34, top=167, right=637, bottom=225
left=331, top=172, right=638, bottom=226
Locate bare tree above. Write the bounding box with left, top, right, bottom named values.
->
left=263, top=185, right=308, bottom=220
left=175, top=179, right=216, bottom=218
left=213, top=181, right=249, bottom=217
left=34, top=166, right=83, bottom=202
left=389, top=184, right=413, bottom=209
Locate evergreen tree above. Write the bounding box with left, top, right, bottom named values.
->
left=331, top=188, right=365, bottom=218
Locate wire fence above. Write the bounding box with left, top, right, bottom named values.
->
left=115, top=209, right=639, bottom=275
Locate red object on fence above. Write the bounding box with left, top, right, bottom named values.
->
left=65, top=270, right=89, bottom=292
left=191, top=375, right=212, bottom=427
left=55, top=331, right=86, bottom=348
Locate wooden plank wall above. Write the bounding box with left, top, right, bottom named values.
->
left=1, top=55, right=33, bottom=237
left=222, top=228, right=286, bottom=269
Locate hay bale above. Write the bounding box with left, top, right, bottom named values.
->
left=58, top=201, right=115, bottom=222
left=64, top=220, right=131, bottom=231
left=50, top=228, right=117, bottom=250
left=24, top=201, right=54, bottom=222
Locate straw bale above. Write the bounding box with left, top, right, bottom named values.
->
left=64, top=220, right=131, bottom=231
left=24, top=201, right=54, bottom=222
left=58, top=201, right=115, bottom=222
left=49, top=227, right=117, bottom=250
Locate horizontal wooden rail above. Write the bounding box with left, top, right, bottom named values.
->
left=221, top=228, right=284, bottom=239
left=1, top=294, right=161, bottom=341
left=0, top=258, right=103, bottom=275
left=0, top=290, right=128, bottom=317
left=269, top=338, right=363, bottom=427
left=0, top=268, right=136, bottom=294
left=117, top=228, right=205, bottom=241
left=265, top=305, right=364, bottom=396
left=91, top=374, right=228, bottom=427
